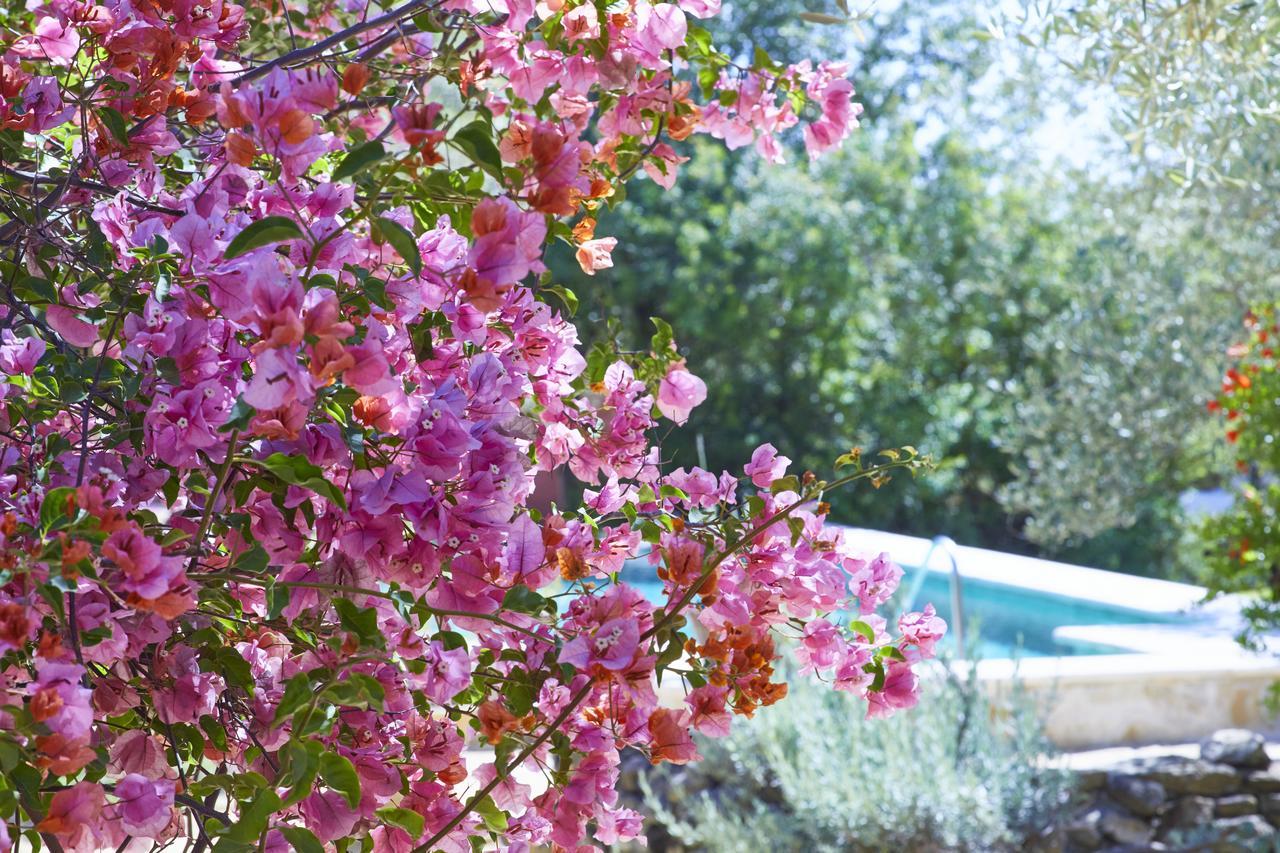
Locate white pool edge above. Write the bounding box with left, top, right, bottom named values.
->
left=842, top=528, right=1280, bottom=746
left=847, top=527, right=1206, bottom=615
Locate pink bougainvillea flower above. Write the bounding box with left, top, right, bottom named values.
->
left=679, top=0, right=721, bottom=16
left=636, top=2, right=688, bottom=53
left=108, top=730, right=172, bottom=778
left=0, top=2, right=917, bottom=849
left=795, top=618, right=844, bottom=674
left=685, top=685, right=732, bottom=737
left=561, top=3, right=599, bottom=42
left=114, top=774, right=175, bottom=837
left=300, top=790, right=359, bottom=842
left=865, top=661, right=921, bottom=719
left=559, top=617, right=640, bottom=671
left=846, top=551, right=904, bottom=614
left=36, top=782, right=107, bottom=847
left=13, top=17, right=81, bottom=65
left=656, top=365, right=707, bottom=425
left=743, top=442, right=791, bottom=489
left=420, top=640, right=472, bottom=703
left=19, top=76, right=73, bottom=132
left=31, top=660, right=93, bottom=743
left=102, top=523, right=182, bottom=600
left=46, top=305, right=99, bottom=347
left=898, top=604, right=947, bottom=659
left=0, top=330, right=43, bottom=375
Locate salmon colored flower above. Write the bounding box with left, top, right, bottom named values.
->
left=575, top=237, right=616, bottom=275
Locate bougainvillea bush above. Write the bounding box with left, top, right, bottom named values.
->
left=1204, top=305, right=1280, bottom=649
left=0, top=0, right=944, bottom=849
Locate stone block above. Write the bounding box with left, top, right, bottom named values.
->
left=1114, top=756, right=1242, bottom=796
left=1244, top=766, right=1280, bottom=794
left=1208, top=814, right=1277, bottom=851
left=1258, top=793, right=1280, bottom=824
left=1106, top=773, right=1167, bottom=818
left=1157, top=796, right=1215, bottom=841
left=1100, top=809, right=1155, bottom=846
left=1066, top=809, right=1105, bottom=851
left=1201, top=730, right=1270, bottom=770
left=1216, top=794, right=1260, bottom=818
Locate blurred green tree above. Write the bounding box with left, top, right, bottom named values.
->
left=545, top=0, right=1263, bottom=577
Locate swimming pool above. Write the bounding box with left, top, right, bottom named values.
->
left=617, top=549, right=1183, bottom=659
left=897, top=570, right=1174, bottom=657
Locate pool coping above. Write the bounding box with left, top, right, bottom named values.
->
left=846, top=528, right=1207, bottom=616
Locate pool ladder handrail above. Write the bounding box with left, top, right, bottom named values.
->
left=917, top=535, right=965, bottom=659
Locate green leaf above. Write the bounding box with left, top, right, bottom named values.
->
left=199, top=715, right=229, bottom=752
left=374, top=217, right=422, bottom=276
left=14, top=275, right=56, bottom=304
left=322, top=673, right=386, bottom=710
left=221, top=789, right=281, bottom=844
left=204, top=646, right=253, bottom=694
left=254, top=452, right=346, bottom=509
left=332, top=597, right=383, bottom=647
left=98, top=107, right=131, bottom=145
left=474, top=795, right=509, bottom=832
left=659, top=484, right=688, bottom=501
left=318, top=751, right=361, bottom=809
left=849, top=620, right=877, bottom=643
left=770, top=474, right=801, bottom=494
left=503, top=679, right=535, bottom=716
left=333, top=140, right=387, bottom=181
left=40, top=486, right=77, bottom=533
left=451, top=121, right=504, bottom=177
left=376, top=806, right=425, bottom=839
left=650, top=316, right=674, bottom=353
left=501, top=585, right=548, bottom=615
left=234, top=544, right=269, bottom=574
left=273, top=673, right=313, bottom=725
left=280, top=740, right=323, bottom=808
left=878, top=645, right=907, bottom=661
left=544, top=284, right=578, bottom=316
left=266, top=579, right=289, bottom=620
left=278, top=827, right=325, bottom=853
left=224, top=217, right=304, bottom=260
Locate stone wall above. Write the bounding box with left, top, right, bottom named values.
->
left=1055, top=729, right=1280, bottom=852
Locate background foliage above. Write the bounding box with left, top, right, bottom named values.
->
left=545, top=0, right=1268, bottom=578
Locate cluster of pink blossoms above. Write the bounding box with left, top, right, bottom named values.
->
left=0, top=0, right=935, bottom=850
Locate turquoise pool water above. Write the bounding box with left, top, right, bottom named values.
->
left=618, top=559, right=1172, bottom=658
left=899, top=571, right=1171, bottom=658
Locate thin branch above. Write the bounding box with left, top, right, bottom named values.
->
left=0, top=166, right=183, bottom=217
left=232, top=0, right=444, bottom=86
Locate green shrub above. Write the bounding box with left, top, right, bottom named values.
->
left=639, top=660, right=1069, bottom=852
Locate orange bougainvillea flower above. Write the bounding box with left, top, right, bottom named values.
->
left=557, top=546, right=588, bottom=581
left=572, top=216, right=596, bottom=243
left=353, top=394, right=391, bottom=428
left=342, top=62, right=370, bottom=95
left=30, top=686, right=63, bottom=721
left=277, top=108, right=315, bottom=145
left=646, top=708, right=699, bottom=764
left=127, top=589, right=195, bottom=620
left=0, top=602, right=30, bottom=651
left=35, top=733, right=96, bottom=775
left=477, top=700, right=519, bottom=745
left=225, top=129, right=256, bottom=166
